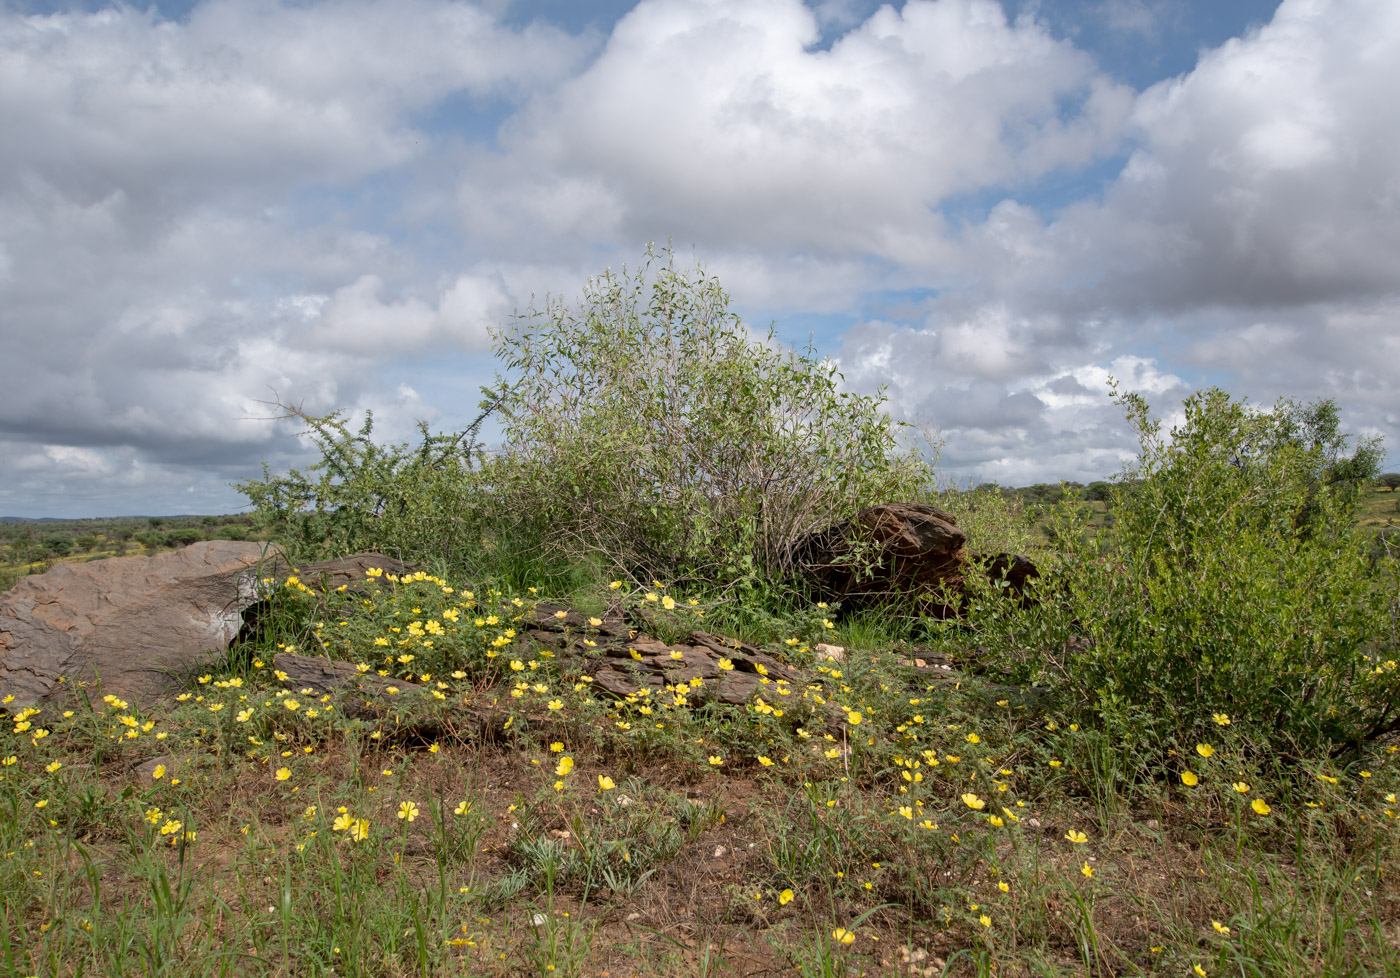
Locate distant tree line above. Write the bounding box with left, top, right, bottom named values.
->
left=1, top=514, right=262, bottom=568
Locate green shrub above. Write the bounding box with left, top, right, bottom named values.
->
left=238, top=249, right=930, bottom=593
left=968, top=385, right=1398, bottom=759
left=235, top=405, right=514, bottom=577
left=482, top=244, right=929, bottom=590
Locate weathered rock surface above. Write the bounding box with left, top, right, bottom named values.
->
left=515, top=604, right=817, bottom=716
left=796, top=503, right=968, bottom=615
left=589, top=631, right=803, bottom=705
left=0, top=543, right=408, bottom=710
left=796, top=503, right=1041, bottom=615
left=0, top=541, right=269, bottom=709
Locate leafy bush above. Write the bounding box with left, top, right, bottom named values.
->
left=236, top=404, right=514, bottom=576
left=968, top=385, right=1398, bottom=759
left=237, top=249, right=929, bottom=593
left=481, top=245, right=929, bottom=590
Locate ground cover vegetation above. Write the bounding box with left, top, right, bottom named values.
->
left=3, top=250, right=1399, bottom=975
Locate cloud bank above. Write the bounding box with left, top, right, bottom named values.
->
left=1, top=0, right=1396, bottom=516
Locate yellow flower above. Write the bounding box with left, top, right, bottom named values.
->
left=598, top=775, right=616, bottom=791
left=1232, top=782, right=1250, bottom=794
left=998, top=881, right=1010, bottom=893
left=1194, top=965, right=1208, bottom=977
left=897, top=806, right=913, bottom=819
left=350, top=819, right=370, bottom=841
left=645, top=592, right=659, bottom=603
left=275, top=767, right=291, bottom=782
left=609, top=581, right=622, bottom=590
left=989, top=815, right=1004, bottom=827
left=832, top=928, right=855, bottom=945
left=152, top=764, right=166, bottom=780
left=1080, top=861, right=1093, bottom=879
left=662, top=596, right=676, bottom=610
left=1212, top=713, right=1231, bottom=726
left=1195, top=743, right=1214, bottom=758
left=34, top=799, right=48, bottom=809
left=547, top=700, right=563, bottom=711
left=846, top=711, right=862, bottom=725
left=779, top=889, right=794, bottom=906
left=398, top=801, right=419, bottom=822
left=1212, top=920, right=1231, bottom=935
left=717, top=658, right=734, bottom=671
left=453, top=801, right=472, bottom=816
left=966, top=733, right=980, bottom=744
left=556, top=756, right=574, bottom=776
left=979, top=914, right=991, bottom=928
left=758, top=756, right=774, bottom=767
left=1064, top=830, right=1088, bottom=844
left=961, top=793, right=985, bottom=810
left=45, top=760, right=62, bottom=773
left=708, top=756, right=723, bottom=766
left=1181, top=770, right=1199, bottom=786
left=1251, top=798, right=1271, bottom=816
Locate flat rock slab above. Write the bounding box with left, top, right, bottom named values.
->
left=0, top=541, right=269, bottom=709
left=516, top=608, right=805, bottom=707
left=0, top=544, right=408, bottom=710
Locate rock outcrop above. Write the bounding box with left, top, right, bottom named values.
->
left=795, top=503, right=1041, bottom=615
left=513, top=604, right=806, bottom=706
left=795, top=503, right=968, bottom=615
left=0, top=543, right=408, bottom=710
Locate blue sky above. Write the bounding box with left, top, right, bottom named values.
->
left=1, top=0, right=1397, bottom=516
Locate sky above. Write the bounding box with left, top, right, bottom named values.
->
left=2, top=0, right=1397, bottom=517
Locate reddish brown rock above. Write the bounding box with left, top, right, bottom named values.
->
left=796, top=502, right=968, bottom=614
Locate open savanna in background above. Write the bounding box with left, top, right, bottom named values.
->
left=3, top=254, right=1398, bottom=977
left=0, top=515, right=265, bottom=594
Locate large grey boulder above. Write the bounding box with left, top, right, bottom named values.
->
left=0, top=543, right=410, bottom=710
left=0, top=541, right=270, bottom=709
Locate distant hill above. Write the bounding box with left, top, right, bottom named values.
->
left=0, top=516, right=67, bottom=523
